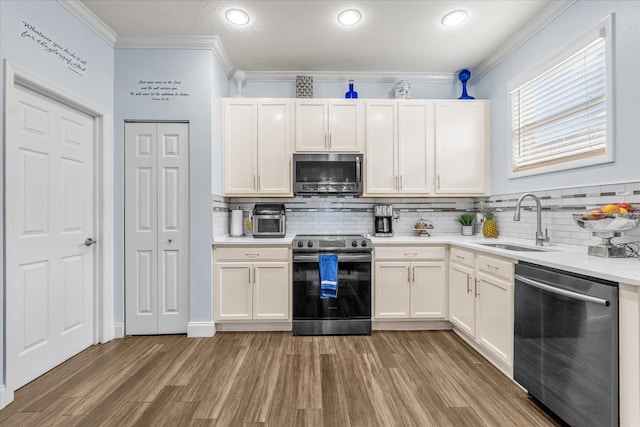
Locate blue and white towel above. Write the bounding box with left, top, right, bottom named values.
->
left=319, top=254, right=338, bottom=299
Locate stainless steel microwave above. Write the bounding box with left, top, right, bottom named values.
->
left=293, top=153, right=363, bottom=196
left=252, top=204, right=286, bottom=238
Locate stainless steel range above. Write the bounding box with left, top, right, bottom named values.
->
left=292, top=234, right=372, bottom=336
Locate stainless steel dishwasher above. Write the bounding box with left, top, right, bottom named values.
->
left=514, top=262, right=618, bottom=427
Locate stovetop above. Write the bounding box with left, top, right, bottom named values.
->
left=292, top=234, right=371, bottom=252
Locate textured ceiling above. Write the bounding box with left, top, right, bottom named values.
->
left=81, top=0, right=553, bottom=74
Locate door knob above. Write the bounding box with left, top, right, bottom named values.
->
left=84, top=238, right=97, bottom=247
left=168, top=239, right=173, bottom=243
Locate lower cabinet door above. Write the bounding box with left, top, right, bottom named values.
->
left=375, top=262, right=411, bottom=318
left=411, top=261, right=447, bottom=319
left=215, top=262, right=252, bottom=320
left=476, top=273, right=513, bottom=367
left=253, top=262, right=290, bottom=320
left=449, top=263, right=476, bottom=336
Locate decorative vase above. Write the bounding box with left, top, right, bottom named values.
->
left=458, top=69, right=475, bottom=100
left=462, top=225, right=473, bottom=236
left=395, top=80, right=411, bottom=99
left=345, top=80, right=358, bottom=98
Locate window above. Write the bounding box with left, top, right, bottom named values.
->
left=509, top=16, right=613, bottom=177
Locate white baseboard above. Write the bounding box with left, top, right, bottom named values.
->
left=215, top=322, right=291, bottom=332
left=113, top=322, right=125, bottom=338
left=187, top=321, right=217, bottom=337
left=0, top=385, right=13, bottom=410
left=373, top=320, right=451, bottom=331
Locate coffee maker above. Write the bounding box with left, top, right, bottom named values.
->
left=374, top=205, right=393, bottom=237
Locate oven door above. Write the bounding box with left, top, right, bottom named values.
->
left=292, top=252, right=371, bottom=334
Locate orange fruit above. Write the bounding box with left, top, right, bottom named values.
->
left=601, top=204, right=620, bottom=214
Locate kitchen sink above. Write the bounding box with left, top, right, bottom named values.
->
left=477, top=243, right=548, bottom=252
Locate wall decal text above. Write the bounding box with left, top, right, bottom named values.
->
left=21, top=21, right=87, bottom=77
left=130, top=80, right=191, bottom=101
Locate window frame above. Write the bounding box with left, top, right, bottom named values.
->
left=507, top=15, right=614, bottom=179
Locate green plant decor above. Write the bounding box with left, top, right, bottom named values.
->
left=457, top=213, right=476, bottom=226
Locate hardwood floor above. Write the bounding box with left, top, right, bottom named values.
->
left=0, top=331, right=561, bottom=426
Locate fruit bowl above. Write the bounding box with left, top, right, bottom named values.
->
left=572, top=213, right=640, bottom=234
left=572, top=213, right=640, bottom=257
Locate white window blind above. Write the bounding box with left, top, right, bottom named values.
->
left=510, top=26, right=610, bottom=174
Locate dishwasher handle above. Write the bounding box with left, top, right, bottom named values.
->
left=515, top=274, right=610, bottom=307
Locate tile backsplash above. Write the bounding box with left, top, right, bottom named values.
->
left=213, top=181, right=640, bottom=248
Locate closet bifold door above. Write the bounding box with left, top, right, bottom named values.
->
left=125, top=122, right=189, bottom=335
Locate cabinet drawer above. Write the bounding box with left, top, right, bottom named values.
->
left=450, top=247, right=475, bottom=268
left=476, top=254, right=514, bottom=282
left=215, top=247, right=289, bottom=261
left=375, top=246, right=445, bottom=261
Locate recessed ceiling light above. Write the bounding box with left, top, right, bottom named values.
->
left=226, top=8, right=250, bottom=25
left=442, top=10, right=468, bottom=27
left=338, top=9, right=362, bottom=26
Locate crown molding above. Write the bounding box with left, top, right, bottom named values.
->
left=243, top=71, right=457, bottom=83
left=57, top=0, right=117, bottom=46
left=471, top=0, right=576, bottom=83
left=115, top=35, right=235, bottom=78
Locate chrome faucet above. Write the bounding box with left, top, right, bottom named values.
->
left=514, top=193, right=550, bottom=246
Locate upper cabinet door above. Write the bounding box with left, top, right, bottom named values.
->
left=398, top=101, right=434, bottom=194
left=295, top=100, right=363, bottom=152
left=435, top=101, right=489, bottom=195
left=327, top=100, right=363, bottom=152
left=295, top=100, right=328, bottom=151
left=223, top=99, right=258, bottom=194
left=365, top=101, right=398, bottom=194
left=258, top=100, right=292, bottom=194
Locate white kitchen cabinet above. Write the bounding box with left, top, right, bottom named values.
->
left=449, top=247, right=514, bottom=369
left=435, top=100, right=489, bottom=195
left=475, top=271, right=513, bottom=368
left=448, top=259, right=476, bottom=336
left=295, top=99, right=363, bottom=152
left=214, top=247, right=290, bottom=322
left=365, top=100, right=434, bottom=196
left=223, top=98, right=292, bottom=196
left=374, top=246, right=446, bottom=320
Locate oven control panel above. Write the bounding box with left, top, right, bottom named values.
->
left=292, top=235, right=371, bottom=252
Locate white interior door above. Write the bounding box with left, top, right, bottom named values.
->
left=125, top=122, right=189, bottom=335
left=7, top=83, right=95, bottom=389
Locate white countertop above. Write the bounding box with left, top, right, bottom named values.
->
left=213, top=233, right=640, bottom=286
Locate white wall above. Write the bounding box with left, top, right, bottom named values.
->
left=474, top=0, right=640, bottom=195
left=0, top=0, right=114, bottom=389
left=114, top=48, right=228, bottom=328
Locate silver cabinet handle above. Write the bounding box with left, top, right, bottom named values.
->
left=475, top=279, right=480, bottom=297
left=249, top=267, right=253, bottom=285
left=411, top=266, right=415, bottom=283
left=515, top=275, right=610, bottom=306
left=487, top=264, right=499, bottom=270
left=437, top=175, right=441, bottom=190
left=400, top=175, right=403, bottom=190
left=407, top=266, right=411, bottom=283
left=329, top=133, right=332, bottom=148
left=84, top=238, right=96, bottom=247
left=257, top=175, right=260, bottom=190
left=253, top=175, right=257, bottom=190
left=404, top=253, right=417, bottom=257
left=456, top=255, right=465, bottom=260
left=466, top=275, right=471, bottom=293
left=245, top=253, right=260, bottom=258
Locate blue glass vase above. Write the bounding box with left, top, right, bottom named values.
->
left=345, top=80, right=358, bottom=98
left=458, top=69, right=475, bottom=100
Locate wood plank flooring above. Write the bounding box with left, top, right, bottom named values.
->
left=0, top=331, right=562, bottom=426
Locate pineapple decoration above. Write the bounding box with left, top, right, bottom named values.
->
left=480, top=203, right=498, bottom=238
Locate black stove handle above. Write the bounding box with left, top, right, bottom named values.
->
left=293, top=253, right=372, bottom=263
